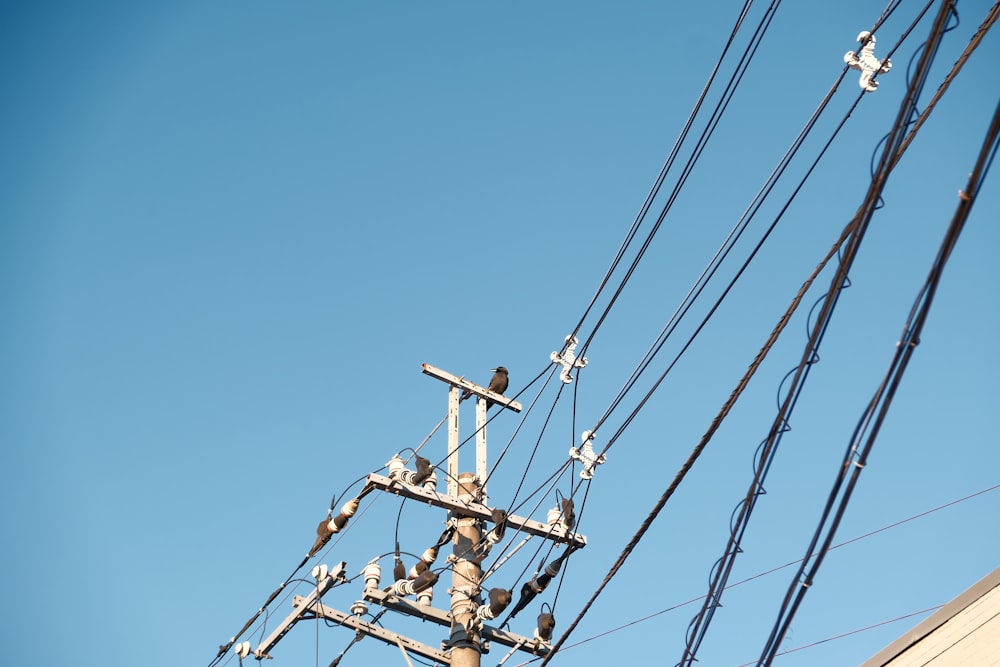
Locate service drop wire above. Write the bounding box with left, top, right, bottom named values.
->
left=755, top=91, right=1000, bottom=667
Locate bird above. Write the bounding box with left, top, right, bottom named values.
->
left=485, top=366, right=509, bottom=409
left=461, top=366, right=509, bottom=409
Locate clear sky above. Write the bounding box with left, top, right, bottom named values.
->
left=1, top=2, right=997, bottom=666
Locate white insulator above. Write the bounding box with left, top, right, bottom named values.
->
left=234, top=641, right=251, bottom=659
left=547, top=506, right=561, bottom=527
left=341, top=497, right=359, bottom=518
left=417, top=586, right=433, bottom=606
left=394, top=569, right=439, bottom=598
left=351, top=599, right=368, bottom=616
left=311, top=563, right=329, bottom=581
left=327, top=497, right=360, bottom=535
left=393, top=578, right=417, bottom=597
left=421, top=470, right=438, bottom=492
left=363, top=561, right=381, bottom=593
left=387, top=454, right=405, bottom=480
left=408, top=546, right=438, bottom=579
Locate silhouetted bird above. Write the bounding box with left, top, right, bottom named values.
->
left=485, top=366, right=509, bottom=409
left=461, top=366, right=509, bottom=409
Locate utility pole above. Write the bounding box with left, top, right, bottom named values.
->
left=235, top=363, right=586, bottom=666
left=450, top=472, right=484, bottom=667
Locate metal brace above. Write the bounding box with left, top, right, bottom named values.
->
left=569, top=430, right=606, bottom=480
left=844, top=31, right=891, bottom=92
left=550, top=334, right=588, bottom=384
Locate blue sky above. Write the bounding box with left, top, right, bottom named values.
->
left=1, top=2, right=997, bottom=666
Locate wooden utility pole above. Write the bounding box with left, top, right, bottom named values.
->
left=240, top=363, right=585, bottom=666
left=450, top=472, right=484, bottom=667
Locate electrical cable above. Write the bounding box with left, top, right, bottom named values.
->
left=486, top=364, right=564, bottom=496
left=737, top=605, right=945, bottom=667
left=564, top=0, right=758, bottom=347
left=564, top=481, right=998, bottom=656
left=209, top=471, right=374, bottom=667
left=585, top=0, right=931, bottom=441
left=892, top=1, right=1000, bottom=165
left=754, top=51, right=999, bottom=667
left=674, top=6, right=960, bottom=665
left=533, top=3, right=953, bottom=662
left=573, top=0, right=787, bottom=365
left=509, top=480, right=998, bottom=666
left=209, top=2, right=998, bottom=664
left=588, top=82, right=861, bottom=440
left=578, top=0, right=920, bottom=443
left=476, top=0, right=839, bottom=642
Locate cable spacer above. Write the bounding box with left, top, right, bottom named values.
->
left=569, top=430, right=606, bottom=480
left=844, top=31, right=892, bottom=92
left=550, top=334, right=588, bottom=384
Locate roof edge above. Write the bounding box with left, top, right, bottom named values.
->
left=858, top=566, right=1000, bottom=667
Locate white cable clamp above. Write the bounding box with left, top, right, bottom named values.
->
left=844, top=31, right=891, bottom=92
left=569, top=430, right=606, bottom=480
left=550, top=334, right=588, bottom=384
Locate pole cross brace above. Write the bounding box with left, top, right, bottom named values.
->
left=253, top=562, right=347, bottom=659
left=844, top=31, right=891, bottom=92
left=550, top=335, right=588, bottom=384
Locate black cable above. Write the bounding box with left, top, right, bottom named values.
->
left=536, top=24, right=888, bottom=665
left=672, top=3, right=959, bottom=663
left=579, top=0, right=915, bottom=451
left=564, top=0, right=758, bottom=348
left=755, top=60, right=998, bottom=667
left=486, top=364, right=563, bottom=495
left=574, top=0, right=786, bottom=366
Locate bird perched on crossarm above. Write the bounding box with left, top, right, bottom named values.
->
left=461, top=366, right=509, bottom=409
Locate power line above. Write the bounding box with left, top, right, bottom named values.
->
left=735, top=605, right=944, bottom=667
left=531, top=5, right=949, bottom=663
left=508, top=481, right=997, bottom=666
left=565, top=0, right=757, bottom=346
left=676, top=4, right=955, bottom=664
left=754, top=44, right=1000, bottom=666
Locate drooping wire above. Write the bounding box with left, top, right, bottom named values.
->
left=673, top=5, right=961, bottom=664
left=893, top=1, right=1000, bottom=164
left=868, top=0, right=953, bottom=210
left=754, top=49, right=998, bottom=667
